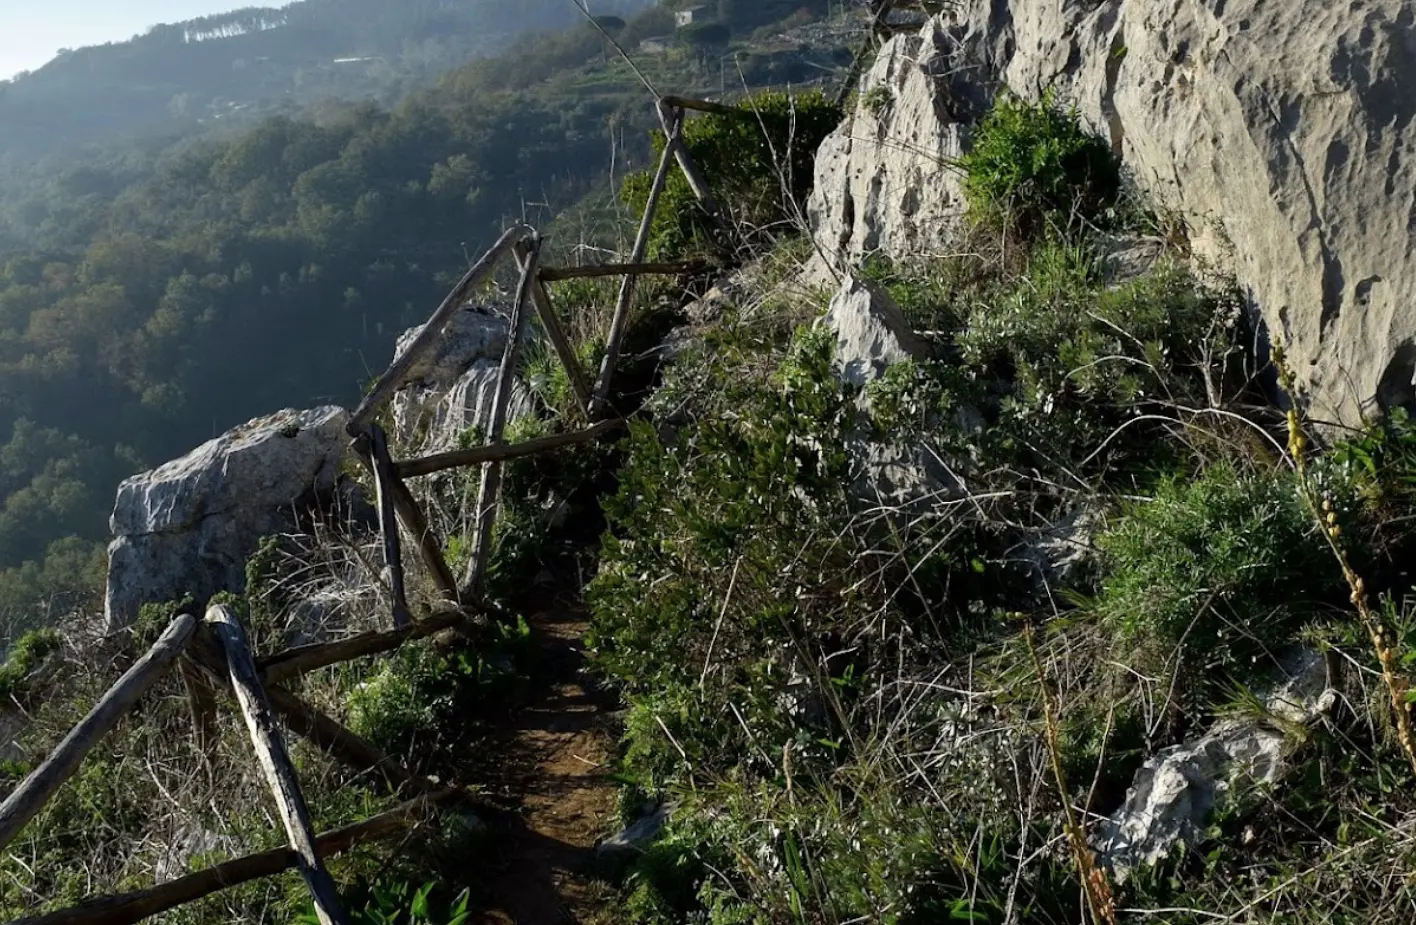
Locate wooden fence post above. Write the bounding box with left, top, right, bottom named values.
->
left=461, top=235, right=544, bottom=601
left=205, top=605, right=349, bottom=925
left=351, top=440, right=460, bottom=603
left=589, top=108, right=684, bottom=417
left=655, top=100, right=725, bottom=225
left=517, top=240, right=592, bottom=419
left=366, top=424, right=411, bottom=629
left=0, top=614, right=197, bottom=852
left=348, top=224, right=530, bottom=437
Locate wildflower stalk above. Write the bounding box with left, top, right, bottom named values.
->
left=1022, top=619, right=1118, bottom=925
left=1273, top=346, right=1416, bottom=777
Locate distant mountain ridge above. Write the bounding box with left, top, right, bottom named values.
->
left=0, top=0, right=651, bottom=159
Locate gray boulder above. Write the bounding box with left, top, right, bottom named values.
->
left=1097, top=649, right=1336, bottom=881
left=391, top=306, right=533, bottom=455
left=104, top=406, right=350, bottom=629
left=598, top=802, right=676, bottom=859
left=823, top=275, right=931, bottom=388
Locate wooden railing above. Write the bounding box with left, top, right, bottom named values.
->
left=0, top=92, right=733, bottom=924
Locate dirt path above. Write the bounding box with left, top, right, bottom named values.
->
left=474, top=606, right=620, bottom=924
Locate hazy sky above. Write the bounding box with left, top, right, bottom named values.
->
left=1, top=1, right=254, bottom=79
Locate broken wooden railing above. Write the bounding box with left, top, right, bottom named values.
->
left=342, top=93, right=736, bottom=607
left=0, top=602, right=466, bottom=924
left=3, top=90, right=746, bottom=925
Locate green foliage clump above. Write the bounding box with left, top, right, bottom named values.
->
left=0, top=626, right=61, bottom=698
left=621, top=89, right=843, bottom=260
left=296, top=879, right=470, bottom=925
left=960, top=90, right=1120, bottom=233
left=1096, top=463, right=1340, bottom=694
left=347, top=622, right=531, bottom=767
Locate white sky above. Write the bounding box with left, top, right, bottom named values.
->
left=1, top=1, right=257, bottom=79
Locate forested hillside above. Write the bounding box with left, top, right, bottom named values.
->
left=0, top=0, right=846, bottom=638
left=0, top=0, right=652, bottom=161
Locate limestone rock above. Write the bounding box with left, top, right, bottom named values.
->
left=1097, top=649, right=1336, bottom=881
left=928, top=0, right=1416, bottom=426
left=807, top=22, right=970, bottom=271
left=598, top=802, right=676, bottom=859
left=823, top=275, right=931, bottom=388
left=391, top=306, right=533, bottom=455
left=104, top=406, right=350, bottom=628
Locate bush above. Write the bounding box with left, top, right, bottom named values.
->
left=960, top=90, right=1120, bottom=234
left=1096, top=463, right=1341, bottom=702
left=0, top=626, right=61, bottom=699
left=621, top=89, right=843, bottom=260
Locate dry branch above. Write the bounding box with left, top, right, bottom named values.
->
left=367, top=424, right=412, bottom=629
left=206, top=605, right=349, bottom=925
left=461, top=235, right=543, bottom=600
left=14, top=791, right=461, bottom=925
left=396, top=419, right=622, bottom=480
left=0, top=614, right=197, bottom=852
left=590, top=109, right=683, bottom=417
left=538, top=260, right=704, bottom=282
left=179, top=656, right=220, bottom=757
left=256, top=609, right=468, bottom=686
left=348, top=223, right=531, bottom=437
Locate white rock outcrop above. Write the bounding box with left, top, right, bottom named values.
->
left=391, top=306, right=533, bottom=454
left=104, top=406, right=351, bottom=628
left=1097, top=649, right=1336, bottom=881
left=807, top=24, right=970, bottom=271
left=823, top=275, right=931, bottom=387
left=820, top=1, right=1416, bottom=427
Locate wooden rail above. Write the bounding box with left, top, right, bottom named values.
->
left=538, top=260, right=704, bottom=282
left=257, top=609, right=466, bottom=686
left=348, top=223, right=531, bottom=438
left=0, top=614, right=197, bottom=852
left=16, top=791, right=460, bottom=925
left=207, top=604, right=349, bottom=925
left=395, top=420, right=623, bottom=480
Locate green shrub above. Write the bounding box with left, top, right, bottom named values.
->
left=621, top=89, right=843, bottom=260
left=347, top=622, right=531, bottom=767
left=1096, top=463, right=1340, bottom=700
left=0, top=626, right=61, bottom=699
left=960, top=90, right=1119, bottom=233
left=296, top=879, right=470, bottom=925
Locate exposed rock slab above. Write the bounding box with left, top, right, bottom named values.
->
left=807, top=24, right=970, bottom=272
left=1097, top=649, right=1336, bottom=881
left=391, top=306, right=532, bottom=454
left=104, top=406, right=350, bottom=628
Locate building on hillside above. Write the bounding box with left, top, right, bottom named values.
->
left=675, top=5, right=711, bottom=28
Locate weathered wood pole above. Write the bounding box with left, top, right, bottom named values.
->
left=366, top=424, right=412, bottom=629
left=14, top=791, right=460, bottom=925
left=396, top=419, right=622, bottom=480
left=264, top=685, right=441, bottom=796
left=517, top=239, right=593, bottom=418
left=461, top=235, right=544, bottom=601
left=589, top=109, right=683, bottom=417
left=351, top=440, right=460, bottom=603
left=0, top=614, right=197, bottom=852
left=205, top=605, right=349, bottom=925
left=538, top=260, right=703, bottom=282
left=256, top=608, right=468, bottom=686
left=655, top=100, right=724, bottom=222
left=348, top=223, right=531, bottom=437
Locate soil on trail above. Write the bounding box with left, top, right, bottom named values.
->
left=473, top=605, right=621, bottom=924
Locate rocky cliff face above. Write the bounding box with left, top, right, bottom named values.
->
left=812, top=0, right=1416, bottom=427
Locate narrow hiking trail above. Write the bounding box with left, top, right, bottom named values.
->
left=474, top=604, right=621, bottom=924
